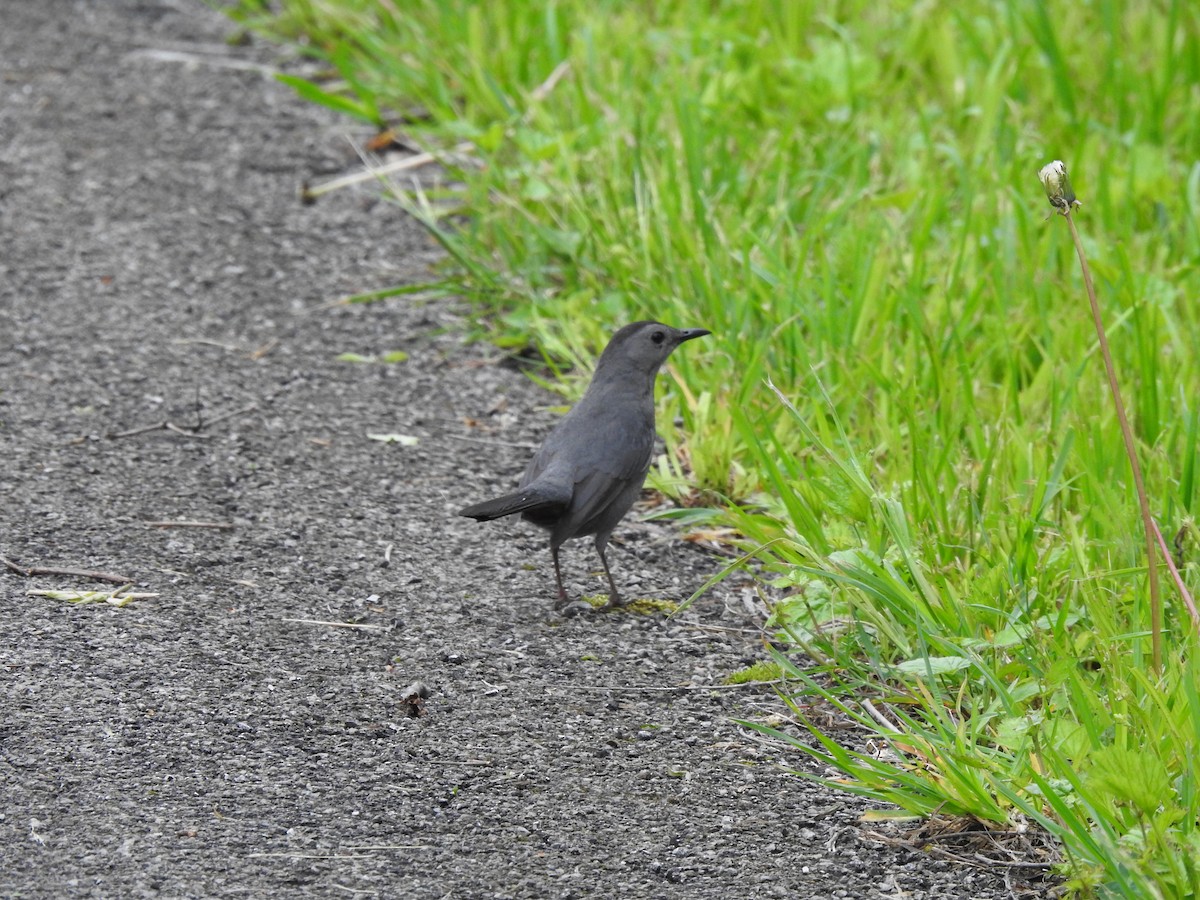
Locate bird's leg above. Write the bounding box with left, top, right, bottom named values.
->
left=596, top=543, right=625, bottom=609
left=551, top=546, right=570, bottom=607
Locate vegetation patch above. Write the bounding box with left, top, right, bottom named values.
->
left=232, top=2, right=1200, bottom=894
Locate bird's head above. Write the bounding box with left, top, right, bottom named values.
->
left=593, top=320, right=711, bottom=380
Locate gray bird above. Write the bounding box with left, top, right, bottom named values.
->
left=459, top=321, right=710, bottom=609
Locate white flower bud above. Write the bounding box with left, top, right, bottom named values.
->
left=1039, top=160, right=1080, bottom=213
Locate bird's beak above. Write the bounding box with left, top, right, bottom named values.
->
left=678, top=328, right=711, bottom=342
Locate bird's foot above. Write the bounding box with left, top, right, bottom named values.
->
left=599, top=593, right=626, bottom=611
left=553, top=597, right=594, bottom=617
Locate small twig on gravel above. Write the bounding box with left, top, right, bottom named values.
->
left=28, top=587, right=158, bottom=607
left=861, top=816, right=1062, bottom=873
left=107, top=421, right=175, bottom=439
left=860, top=698, right=901, bottom=732
left=555, top=681, right=784, bottom=693
left=970, top=856, right=1057, bottom=870
left=166, top=422, right=211, bottom=438
left=172, top=338, right=246, bottom=352
left=345, top=844, right=437, bottom=851
left=200, top=402, right=259, bottom=428
left=683, top=623, right=766, bottom=636
left=249, top=338, right=278, bottom=360
left=910, top=842, right=1056, bottom=871
left=171, top=337, right=279, bottom=360
left=281, top=618, right=385, bottom=630
left=302, top=140, right=475, bottom=202
left=246, top=852, right=377, bottom=860
left=125, top=47, right=280, bottom=77
left=107, top=401, right=258, bottom=440
left=331, top=882, right=381, bottom=895
left=444, top=433, right=541, bottom=450
left=2, top=555, right=134, bottom=585
left=146, top=521, right=236, bottom=530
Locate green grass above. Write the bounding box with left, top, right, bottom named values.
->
left=229, top=1, right=1200, bottom=895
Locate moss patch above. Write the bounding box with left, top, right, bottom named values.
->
left=724, top=660, right=783, bottom=685
left=579, top=595, right=680, bottom=616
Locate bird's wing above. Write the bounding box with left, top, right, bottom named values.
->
left=552, top=404, right=656, bottom=540
left=523, top=395, right=653, bottom=483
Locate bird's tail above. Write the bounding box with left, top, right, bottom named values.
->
left=458, top=485, right=567, bottom=521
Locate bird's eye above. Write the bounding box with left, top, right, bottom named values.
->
left=651, top=330, right=665, bottom=344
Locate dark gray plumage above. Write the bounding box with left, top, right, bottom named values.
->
left=459, top=321, right=710, bottom=608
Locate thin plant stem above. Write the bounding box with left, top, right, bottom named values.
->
left=1062, top=210, right=1163, bottom=672
left=1151, top=519, right=1200, bottom=629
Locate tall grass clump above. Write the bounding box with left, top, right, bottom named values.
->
left=232, top=0, right=1200, bottom=894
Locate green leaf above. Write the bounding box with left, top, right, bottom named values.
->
left=523, top=176, right=553, bottom=201
left=274, top=73, right=378, bottom=123
left=891, top=656, right=973, bottom=677
left=343, top=280, right=457, bottom=304
left=536, top=226, right=582, bottom=258
left=1087, top=746, right=1174, bottom=818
